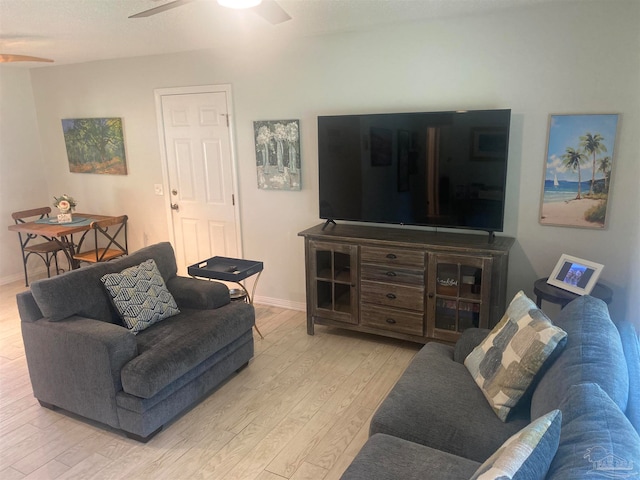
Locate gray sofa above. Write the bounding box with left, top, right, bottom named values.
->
left=342, top=295, right=640, bottom=479
left=17, top=242, right=255, bottom=442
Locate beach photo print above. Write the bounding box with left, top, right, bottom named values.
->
left=539, top=114, right=619, bottom=229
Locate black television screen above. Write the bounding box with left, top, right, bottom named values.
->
left=318, top=109, right=510, bottom=233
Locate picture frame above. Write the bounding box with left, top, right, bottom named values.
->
left=61, top=118, right=127, bottom=175
left=471, top=128, right=508, bottom=160
left=253, top=119, right=301, bottom=190
left=547, top=254, right=604, bottom=296
left=539, top=113, right=619, bottom=229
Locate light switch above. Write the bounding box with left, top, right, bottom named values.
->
left=154, top=184, right=164, bottom=196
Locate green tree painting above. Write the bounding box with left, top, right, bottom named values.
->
left=61, top=118, right=127, bottom=175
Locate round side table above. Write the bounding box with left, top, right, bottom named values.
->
left=533, top=277, right=613, bottom=309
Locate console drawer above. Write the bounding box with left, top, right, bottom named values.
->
left=361, top=264, right=424, bottom=286
left=361, top=246, right=425, bottom=268
left=361, top=280, right=424, bottom=311
left=361, top=304, right=424, bottom=336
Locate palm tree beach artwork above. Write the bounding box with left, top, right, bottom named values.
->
left=540, top=114, right=618, bottom=228
left=254, top=120, right=301, bottom=190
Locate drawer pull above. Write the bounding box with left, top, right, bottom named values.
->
left=386, top=318, right=397, bottom=324
left=386, top=271, right=397, bottom=277
left=386, top=253, right=397, bottom=259
left=386, top=293, right=397, bottom=299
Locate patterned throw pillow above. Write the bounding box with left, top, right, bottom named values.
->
left=470, top=409, right=562, bottom=480
left=101, top=259, right=180, bottom=334
left=465, top=290, right=567, bottom=421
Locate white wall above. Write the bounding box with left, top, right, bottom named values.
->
left=0, top=67, right=50, bottom=282
left=3, top=1, right=639, bottom=324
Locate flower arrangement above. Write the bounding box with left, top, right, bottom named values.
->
left=53, top=194, right=77, bottom=212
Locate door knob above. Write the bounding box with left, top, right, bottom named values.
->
left=170, top=203, right=179, bottom=211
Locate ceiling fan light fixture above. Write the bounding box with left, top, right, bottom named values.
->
left=217, top=0, right=262, bottom=10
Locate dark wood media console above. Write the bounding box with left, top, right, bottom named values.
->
left=299, top=223, right=514, bottom=344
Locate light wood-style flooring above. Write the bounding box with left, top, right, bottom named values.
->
left=0, top=279, right=420, bottom=479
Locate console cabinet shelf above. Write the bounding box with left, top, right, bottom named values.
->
left=299, top=223, right=514, bottom=344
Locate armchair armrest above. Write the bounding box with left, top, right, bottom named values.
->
left=453, top=327, right=491, bottom=364
left=21, top=316, right=137, bottom=429
left=166, top=276, right=230, bottom=310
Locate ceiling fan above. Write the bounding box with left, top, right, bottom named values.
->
left=129, top=0, right=291, bottom=24
left=0, top=54, right=54, bottom=63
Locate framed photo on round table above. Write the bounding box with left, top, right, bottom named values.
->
left=547, top=254, right=604, bottom=296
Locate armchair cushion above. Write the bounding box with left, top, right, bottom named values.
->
left=166, top=276, right=230, bottom=310
left=101, top=259, right=180, bottom=334
left=120, top=301, right=254, bottom=398
left=465, top=291, right=567, bottom=421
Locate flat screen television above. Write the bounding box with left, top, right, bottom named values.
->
left=318, top=109, right=511, bottom=234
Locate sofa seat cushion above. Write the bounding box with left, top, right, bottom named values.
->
left=465, top=291, right=567, bottom=422
left=340, top=433, right=480, bottom=480
left=531, top=295, right=629, bottom=420
left=101, top=259, right=180, bottom=334
left=120, top=301, right=254, bottom=398
left=470, top=409, right=562, bottom=480
left=370, top=342, right=529, bottom=463
left=546, top=383, right=640, bottom=479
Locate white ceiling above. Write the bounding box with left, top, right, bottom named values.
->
left=1, top=0, right=582, bottom=68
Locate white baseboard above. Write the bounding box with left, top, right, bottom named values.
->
left=253, top=295, right=306, bottom=312
left=0, top=272, right=27, bottom=286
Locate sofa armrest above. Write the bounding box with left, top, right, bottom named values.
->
left=21, top=316, right=137, bottom=428
left=166, top=276, right=230, bottom=310
left=453, top=327, right=491, bottom=364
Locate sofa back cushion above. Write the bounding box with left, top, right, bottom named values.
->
left=546, top=382, right=640, bottom=479
left=616, top=320, right=640, bottom=433
left=30, top=242, right=178, bottom=323
left=530, top=295, right=629, bottom=420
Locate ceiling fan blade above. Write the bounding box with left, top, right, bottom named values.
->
left=253, top=0, right=291, bottom=24
left=0, top=54, right=54, bottom=63
left=129, top=0, right=194, bottom=18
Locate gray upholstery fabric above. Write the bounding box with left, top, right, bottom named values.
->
left=21, top=316, right=137, bottom=428
left=617, top=320, right=640, bottom=433
left=166, top=276, right=230, bottom=310
left=453, top=327, right=491, bottom=363
left=369, top=341, right=529, bottom=463
left=546, top=383, right=640, bottom=479
left=117, top=335, right=254, bottom=438
left=29, top=242, right=179, bottom=323
left=30, top=261, right=115, bottom=322
left=16, top=290, right=44, bottom=323
left=340, top=434, right=480, bottom=480
left=121, top=302, right=254, bottom=398
left=18, top=242, right=255, bottom=440
left=531, top=295, right=629, bottom=420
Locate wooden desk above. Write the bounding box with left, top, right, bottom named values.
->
left=8, top=213, right=119, bottom=270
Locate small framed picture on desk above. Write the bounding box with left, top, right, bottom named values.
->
left=547, top=254, right=604, bottom=296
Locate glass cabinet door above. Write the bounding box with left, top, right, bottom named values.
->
left=310, top=241, right=358, bottom=324
left=427, top=254, right=492, bottom=342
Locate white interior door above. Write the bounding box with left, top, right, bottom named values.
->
left=158, top=87, right=241, bottom=274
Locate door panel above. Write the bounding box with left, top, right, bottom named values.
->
left=160, top=90, right=238, bottom=274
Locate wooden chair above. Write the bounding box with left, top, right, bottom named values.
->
left=73, top=215, right=128, bottom=264
left=12, top=207, right=66, bottom=286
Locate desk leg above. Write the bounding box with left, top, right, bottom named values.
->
left=235, top=271, right=264, bottom=339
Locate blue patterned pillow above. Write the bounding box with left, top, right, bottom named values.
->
left=101, top=259, right=180, bottom=334
left=470, top=409, right=562, bottom=480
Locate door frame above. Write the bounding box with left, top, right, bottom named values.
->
left=154, top=84, right=243, bottom=261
